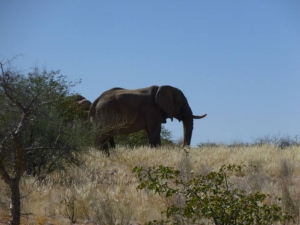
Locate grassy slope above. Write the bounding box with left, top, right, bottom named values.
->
left=1, top=145, right=300, bottom=224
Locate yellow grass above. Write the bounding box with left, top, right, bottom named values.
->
left=1, top=145, right=300, bottom=224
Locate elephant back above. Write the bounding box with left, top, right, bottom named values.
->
left=89, top=87, right=124, bottom=121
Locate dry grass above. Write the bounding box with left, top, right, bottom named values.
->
left=1, top=144, right=300, bottom=224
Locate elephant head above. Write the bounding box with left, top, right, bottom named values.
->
left=72, top=94, right=85, bottom=102
left=156, top=85, right=206, bottom=146
left=77, top=99, right=92, bottom=112
left=64, top=94, right=92, bottom=120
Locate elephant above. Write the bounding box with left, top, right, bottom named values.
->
left=72, top=94, right=92, bottom=112
left=66, top=94, right=92, bottom=120
left=89, top=85, right=207, bottom=155
left=77, top=98, right=92, bottom=112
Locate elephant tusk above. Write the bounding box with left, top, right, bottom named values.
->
left=193, top=114, right=207, bottom=119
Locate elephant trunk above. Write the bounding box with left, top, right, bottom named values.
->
left=182, top=117, right=194, bottom=146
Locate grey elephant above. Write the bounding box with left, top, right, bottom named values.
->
left=68, top=94, right=92, bottom=120
left=89, top=85, right=207, bottom=155
left=72, top=94, right=92, bottom=112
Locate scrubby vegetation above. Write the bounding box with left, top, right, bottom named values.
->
left=0, top=60, right=95, bottom=224
left=134, top=164, right=293, bottom=225
left=1, top=59, right=299, bottom=224
left=116, top=126, right=174, bottom=148
left=0, top=144, right=299, bottom=224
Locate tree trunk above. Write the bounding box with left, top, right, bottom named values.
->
left=9, top=178, right=21, bottom=225
left=182, top=117, right=193, bottom=146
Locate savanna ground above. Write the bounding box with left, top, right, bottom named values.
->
left=1, top=144, right=300, bottom=225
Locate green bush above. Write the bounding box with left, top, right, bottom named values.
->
left=133, top=164, right=294, bottom=225
left=116, top=126, right=173, bottom=148
left=0, top=60, right=92, bottom=225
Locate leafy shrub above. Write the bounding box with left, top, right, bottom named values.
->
left=253, top=134, right=300, bottom=148
left=0, top=60, right=92, bottom=225
left=133, top=164, right=294, bottom=225
left=197, top=141, right=220, bottom=148
left=197, top=134, right=300, bottom=149
left=116, top=126, right=173, bottom=148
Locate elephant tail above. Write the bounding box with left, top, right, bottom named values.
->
left=88, top=101, right=97, bottom=122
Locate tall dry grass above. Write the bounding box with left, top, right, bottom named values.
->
left=0, top=144, right=300, bottom=224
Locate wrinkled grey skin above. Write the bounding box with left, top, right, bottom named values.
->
left=89, top=85, right=207, bottom=155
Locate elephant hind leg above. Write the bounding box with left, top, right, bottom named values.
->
left=100, top=137, right=116, bottom=157
left=95, top=137, right=111, bottom=157
left=100, top=137, right=115, bottom=157
left=109, top=137, right=115, bottom=148
left=100, top=143, right=110, bottom=157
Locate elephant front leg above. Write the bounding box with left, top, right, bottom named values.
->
left=146, top=124, right=161, bottom=147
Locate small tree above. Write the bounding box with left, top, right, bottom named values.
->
left=133, top=164, right=294, bottom=225
left=0, top=59, right=91, bottom=225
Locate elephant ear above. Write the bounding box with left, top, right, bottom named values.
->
left=156, top=85, right=183, bottom=121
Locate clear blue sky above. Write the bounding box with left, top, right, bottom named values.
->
left=1, top=1, right=300, bottom=145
